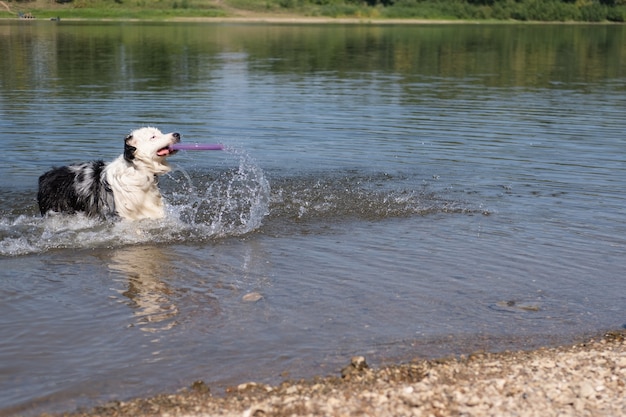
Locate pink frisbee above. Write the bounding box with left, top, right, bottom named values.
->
left=170, top=143, right=224, bottom=151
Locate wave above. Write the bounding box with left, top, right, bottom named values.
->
left=267, top=172, right=481, bottom=224
left=0, top=153, right=487, bottom=257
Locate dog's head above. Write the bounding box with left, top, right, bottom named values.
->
left=124, top=127, right=181, bottom=174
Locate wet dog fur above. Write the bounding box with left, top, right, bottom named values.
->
left=37, top=127, right=180, bottom=220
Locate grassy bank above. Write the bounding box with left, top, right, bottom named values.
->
left=0, top=0, right=228, bottom=19
left=1, top=0, right=625, bottom=21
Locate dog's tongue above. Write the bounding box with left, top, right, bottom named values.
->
left=157, top=147, right=171, bottom=156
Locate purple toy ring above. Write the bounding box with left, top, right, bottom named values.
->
left=170, top=143, right=224, bottom=151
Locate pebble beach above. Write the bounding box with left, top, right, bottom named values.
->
left=49, top=330, right=626, bottom=417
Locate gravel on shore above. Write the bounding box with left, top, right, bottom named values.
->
left=51, top=330, right=626, bottom=417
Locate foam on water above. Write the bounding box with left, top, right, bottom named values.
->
left=0, top=150, right=271, bottom=257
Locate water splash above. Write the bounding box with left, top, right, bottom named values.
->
left=0, top=149, right=271, bottom=256
left=165, top=148, right=271, bottom=237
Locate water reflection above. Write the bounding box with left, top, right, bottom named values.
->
left=104, top=240, right=273, bottom=334
left=108, top=245, right=181, bottom=333
left=0, top=22, right=624, bottom=95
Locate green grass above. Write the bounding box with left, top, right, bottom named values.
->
left=1, top=0, right=227, bottom=20
left=1, top=0, right=625, bottom=21
left=18, top=9, right=226, bottom=20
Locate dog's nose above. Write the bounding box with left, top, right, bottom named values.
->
left=173, top=132, right=181, bottom=142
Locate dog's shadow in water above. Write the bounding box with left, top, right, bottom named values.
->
left=107, top=245, right=183, bottom=333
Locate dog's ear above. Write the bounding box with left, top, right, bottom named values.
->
left=124, top=134, right=136, bottom=162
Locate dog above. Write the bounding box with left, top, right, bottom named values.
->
left=37, top=127, right=181, bottom=220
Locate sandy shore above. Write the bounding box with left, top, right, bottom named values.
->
left=48, top=330, right=626, bottom=417
left=0, top=15, right=473, bottom=24
left=166, top=16, right=473, bottom=24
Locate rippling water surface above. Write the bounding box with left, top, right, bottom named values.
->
left=0, top=21, right=625, bottom=416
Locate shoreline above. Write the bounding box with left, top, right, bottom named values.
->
left=0, top=16, right=476, bottom=24
left=1, top=15, right=623, bottom=24
left=47, top=330, right=626, bottom=417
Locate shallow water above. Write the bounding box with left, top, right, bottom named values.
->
left=1, top=21, right=625, bottom=415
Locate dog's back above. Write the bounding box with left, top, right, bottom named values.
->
left=38, top=161, right=116, bottom=218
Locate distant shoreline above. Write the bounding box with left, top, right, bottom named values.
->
left=167, top=16, right=622, bottom=24
left=0, top=16, right=471, bottom=24
left=1, top=15, right=622, bottom=24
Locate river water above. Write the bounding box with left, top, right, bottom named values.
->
left=0, top=21, right=625, bottom=415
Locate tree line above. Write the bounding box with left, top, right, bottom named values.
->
left=300, top=0, right=626, bottom=21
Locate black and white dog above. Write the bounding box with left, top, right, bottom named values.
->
left=37, top=127, right=181, bottom=220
